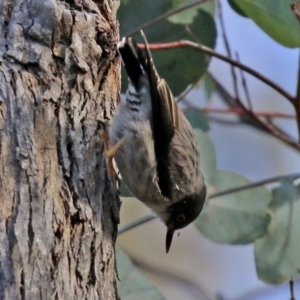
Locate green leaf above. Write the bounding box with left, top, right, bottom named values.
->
left=168, top=0, right=216, bottom=24
left=152, top=10, right=216, bottom=96
left=169, top=0, right=201, bottom=24
left=118, top=1, right=172, bottom=37
left=231, top=0, right=300, bottom=48
left=195, top=170, right=271, bottom=244
left=185, top=109, right=210, bottom=132
left=194, top=129, right=216, bottom=186
left=117, top=248, right=165, bottom=300
left=254, top=180, right=300, bottom=284
left=118, top=1, right=217, bottom=95
left=202, top=72, right=216, bottom=100
left=198, top=1, right=216, bottom=16
left=119, top=180, right=132, bottom=197
left=228, top=0, right=248, bottom=17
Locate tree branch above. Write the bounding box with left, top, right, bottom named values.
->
left=206, top=116, right=243, bottom=125
left=118, top=215, right=156, bottom=234
left=212, top=74, right=300, bottom=151
left=217, top=0, right=240, bottom=101
left=290, top=280, right=296, bottom=300
left=236, top=52, right=253, bottom=111
left=209, top=172, right=300, bottom=199
left=118, top=172, right=300, bottom=235
left=200, top=107, right=295, bottom=119
left=176, top=74, right=202, bottom=103
left=142, top=41, right=295, bottom=104
left=294, top=50, right=300, bottom=141
left=131, top=258, right=217, bottom=300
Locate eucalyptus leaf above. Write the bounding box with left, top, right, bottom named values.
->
left=185, top=109, right=210, bottom=132
left=150, top=10, right=216, bottom=96
left=118, top=1, right=172, bottom=37
left=194, top=128, right=216, bottom=185
left=118, top=0, right=217, bottom=95
left=231, top=0, right=300, bottom=48
left=117, top=248, right=165, bottom=300
left=201, top=72, right=216, bottom=100
left=254, top=180, right=300, bottom=284
left=119, top=180, right=132, bottom=197
left=195, top=170, right=271, bottom=244
left=198, top=1, right=216, bottom=16
left=168, top=0, right=215, bottom=24
left=228, top=0, right=248, bottom=17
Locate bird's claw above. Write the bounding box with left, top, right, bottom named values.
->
left=99, top=128, right=124, bottom=184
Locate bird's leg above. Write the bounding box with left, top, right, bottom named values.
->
left=99, top=128, right=124, bottom=183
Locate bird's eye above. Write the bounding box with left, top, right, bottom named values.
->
left=176, top=214, right=186, bottom=223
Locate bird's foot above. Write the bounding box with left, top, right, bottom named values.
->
left=98, top=127, right=124, bottom=184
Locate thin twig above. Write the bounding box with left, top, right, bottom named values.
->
left=290, top=280, right=296, bottom=300
left=177, top=72, right=214, bottom=105
left=236, top=52, right=253, bottom=111
left=132, top=258, right=216, bottom=300
left=207, top=116, right=242, bottom=125
left=217, top=0, right=240, bottom=100
left=294, top=50, right=300, bottom=142
left=209, top=172, right=300, bottom=199
left=296, top=51, right=300, bottom=103
left=118, top=215, right=156, bottom=234
left=142, top=41, right=295, bottom=104
left=237, top=282, right=299, bottom=300
left=211, top=74, right=300, bottom=151
left=176, top=84, right=196, bottom=103
left=201, top=107, right=295, bottom=119
left=118, top=173, right=300, bottom=235
left=126, top=0, right=211, bottom=36
left=176, top=74, right=203, bottom=103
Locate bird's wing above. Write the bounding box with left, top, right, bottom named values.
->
left=141, top=31, right=179, bottom=198
left=157, top=78, right=179, bottom=131
left=141, top=31, right=179, bottom=143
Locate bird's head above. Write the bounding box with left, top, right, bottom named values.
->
left=165, top=188, right=206, bottom=253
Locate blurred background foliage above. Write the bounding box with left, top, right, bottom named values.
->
left=116, top=0, right=300, bottom=299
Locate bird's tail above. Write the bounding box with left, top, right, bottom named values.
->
left=117, top=37, right=146, bottom=89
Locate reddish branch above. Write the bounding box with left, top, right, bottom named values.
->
left=139, top=37, right=300, bottom=149
left=212, top=75, right=300, bottom=151
left=201, top=108, right=295, bottom=119
left=139, top=41, right=295, bottom=104
left=139, top=40, right=300, bottom=147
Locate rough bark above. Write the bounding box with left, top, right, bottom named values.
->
left=0, top=0, right=121, bottom=299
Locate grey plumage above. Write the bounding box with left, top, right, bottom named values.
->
left=110, top=32, right=206, bottom=252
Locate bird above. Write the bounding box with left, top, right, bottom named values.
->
left=104, top=31, right=206, bottom=253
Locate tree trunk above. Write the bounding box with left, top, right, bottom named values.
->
left=0, top=0, right=121, bottom=299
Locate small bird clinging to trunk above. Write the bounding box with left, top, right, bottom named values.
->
left=103, top=31, right=206, bottom=253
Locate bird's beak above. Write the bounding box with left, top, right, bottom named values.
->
left=166, top=222, right=175, bottom=253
